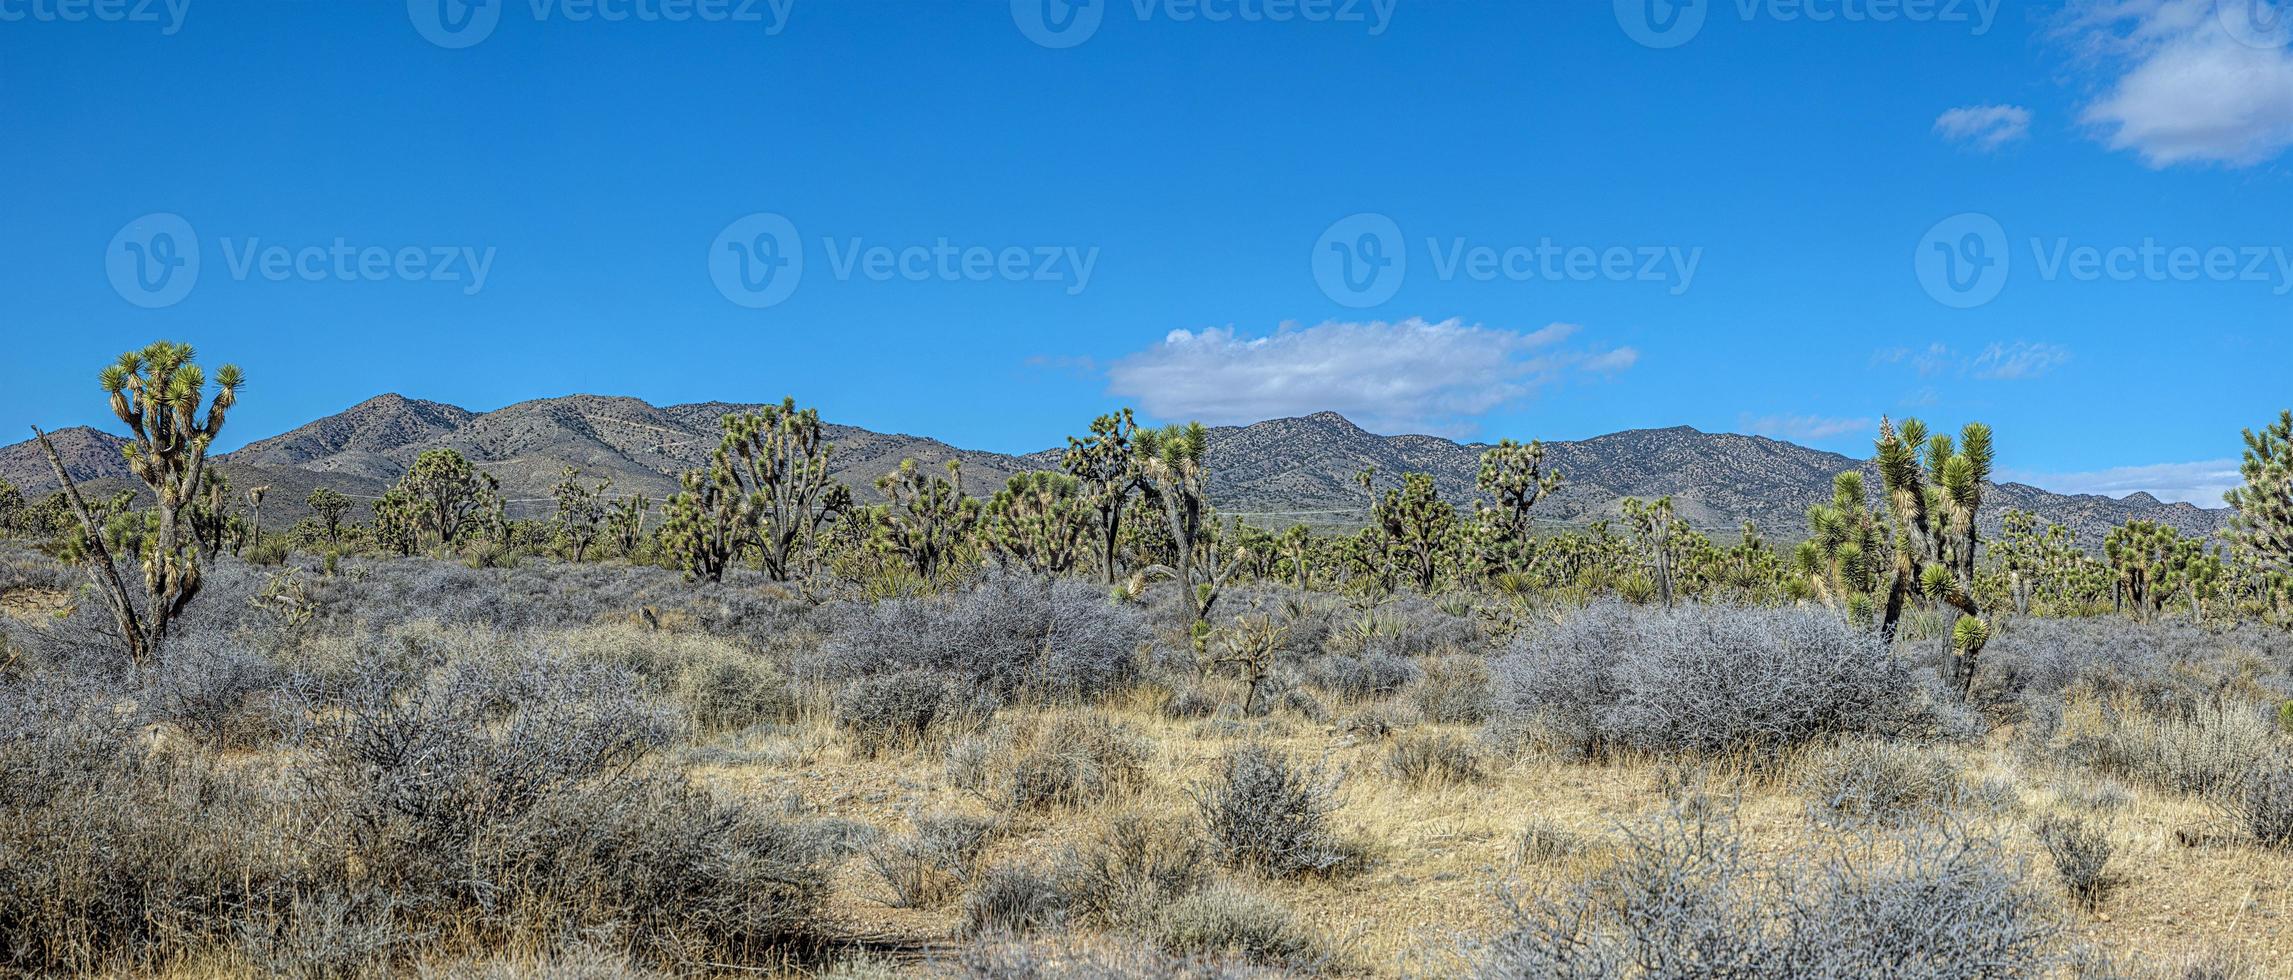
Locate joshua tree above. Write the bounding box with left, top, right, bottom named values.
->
left=662, top=400, right=850, bottom=583
left=2104, top=519, right=2220, bottom=622
left=2226, top=409, right=2293, bottom=577
left=1621, top=496, right=1686, bottom=607
left=32, top=341, right=241, bottom=666
left=187, top=468, right=234, bottom=553
left=1873, top=417, right=1992, bottom=694
left=390, top=448, right=498, bottom=548
left=1136, top=422, right=1248, bottom=623
left=306, top=486, right=353, bottom=545
left=1476, top=437, right=1561, bottom=549
left=605, top=491, right=651, bottom=557
left=661, top=460, right=745, bottom=582
left=873, top=458, right=980, bottom=580
left=373, top=486, right=420, bottom=556
left=245, top=484, right=270, bottom=545
left=1205, top=612, right=1291, bottom=716
left=1061, top=408, right=1142, bottom=584
left=1795, top=471, right=1887, bottom=619
left=1371, top=471, right=1459, bottom=593
left=550, top=466, right=610, bottom=562
left=0, top=477, right=20, bottom=536
left=981, top=470, right=1090, bottom=575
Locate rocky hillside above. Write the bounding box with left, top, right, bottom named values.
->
left=1, top=396, right=2226, bottom=546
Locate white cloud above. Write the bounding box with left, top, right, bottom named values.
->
left=1935, top=104, right=2034, bottom=150
left=1998, top=458, right=2243, bottom=505
left=2064, top=0, right=2293, bottom=167
left=1102, top=318, right=1623, bottom=436
left=1970, top=341, right=2074, bottom=380
left=1873, top=341, right=2070, bottom=380
left=1740, top=414, right=1877, bottom=442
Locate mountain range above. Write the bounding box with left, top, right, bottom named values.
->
left=0, top=394, right=2227, bottom=547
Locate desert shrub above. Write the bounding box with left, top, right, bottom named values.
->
left=2222, top=750, right=2293, bottom=849
left=1154, top=884, right=1318, bottom=967
left=1513, top=819, right=1592, bottom=864
left=1340, top=702, right=1418, bottom=739
left=2036, top=815, right=2121, bottom=911
left=866, top=812, right=999, bottom=908
left=2055, top=778, right=2135, bottom=814
left=1471, top=799, right=2059, bottom=978
left=1979, top=617, right=2293, bottom=728
left=1797, top=738, right=1967, bottom=827
left=412, top=943, right=677, bottom=980
left=812, top=571, right=1146, bottom=702
left=953, top=937, right=1274, bottom=979
left=1345, top=595, right=1483, bottom=657
left=1004, top=714, right=1150, bottom=811
left=962, top=864, right=1068, bottom=936
left=2057, top=692, right=2279, bottom=798
left=1059, top=811, right=1211, bottom=930
left=1386, top=732, right=1487, bottom=787
left=1277, top=686, right=1328, bottom=722
left=554, top=623, right=794, bottom=732
left=1195, top=745, right=1348, bottom=879
left=141, top=635, right=292, bottom=747
left=1313, top=650, right=1419, bottom=701
left=1412, top=653, right=1492, bottom=724
left=833, top=670, right=972, bottom=757
left=1489, top=602, right=1945, bottom=759
left=1164, top=686, right=1219, bottom=719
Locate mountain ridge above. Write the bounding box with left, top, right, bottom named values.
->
left=0, top=393, right=2227, bottom=546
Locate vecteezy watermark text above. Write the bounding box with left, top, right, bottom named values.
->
left=106, top=213, right=496, bottom=308
left=408, top=0, right=793, bottom=49
left=1, top=0, right=189, bottom=33
left=1012, top=0, right=1396, bottom=49
left=1915, top=211, right=2293, bottom=308
left=1311, top=212, right=1701, bottom=308
left=1613, top=0, right=1999, bottom=49
left=709, top=212, right=1101, bottom=308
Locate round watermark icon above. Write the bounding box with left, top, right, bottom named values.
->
left=107, top=213, right=201, bottom=309
left=1915, top=212, right=2010, bottom=309
left=710, top=213, right=804, bottom=309
left=1312, top=212, right=1406, bottom=309
left=2219, top=0, right=2290, bottom=50
left=1615, top=0, right=1707, bottom=49
left=1012, top=0, right=1104, bottom=48
left=409, top=0, right=502, bottom=49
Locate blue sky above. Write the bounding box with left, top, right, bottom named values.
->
left=3, top=0, right=2289, bottom=504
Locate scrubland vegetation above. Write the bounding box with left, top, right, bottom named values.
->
left=3, top=343, right=2292, bottom=977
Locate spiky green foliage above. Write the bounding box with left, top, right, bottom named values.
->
left=1475, top=438, right=1561, bottom=566
left=661, top=399, right=851, bottom=583
left=1621, top=496, right=1687, bottom=608
left=550, top=466, right=611, bottom=562
left=0, top=477, right=20, bottom=536
left=305, top=486, right=353, bottom=546
left=872, top=458, right=982, bottom=580
left=1062, top=408, right=1143, bottom=584
left=1370, top=472, right=1460, bottom=593
left=2104, top=519, right=2224, bottom=623
left=606, top=491, right=651, bottom=557
left=1135, top=422, right=1248, bottom=622
left=2226, top=409, right=2293, bottom=577
left=373, top=485, right=420, bottom=556
left=390, top=448, right=500, bottom=549
left=186, top=468, right=234, bottom=554
left=31, top=341, right=241, bottom=665
left=1989, top=510, right=2110, bottom=617
left=1796, top=472, right=1888, bottom=620
left=1873, top=416, right=1992, bottom=694
left=982, top=470, right=1091, bottom=575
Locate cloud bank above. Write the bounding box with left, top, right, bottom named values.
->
left=2065, top=0, right=2293, bottom=167
left=1998, top=458, right=2243, bottom=505
left=1103, top=318, right=1633, bottom=436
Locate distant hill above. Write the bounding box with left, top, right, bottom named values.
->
left=1, top=396, right=2227, bottom=547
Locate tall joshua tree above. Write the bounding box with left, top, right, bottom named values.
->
left=2226, top=409, right=2293, bottom=577
left=33, top=341, right=241, bottom=666
left=1136, top=421, right=1247, bottom=622
left=1873, top=416, right=1992, bottom=695
left=1062, top=408, right=1142, bottom=584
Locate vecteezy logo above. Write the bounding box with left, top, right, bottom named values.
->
left=1312, top=213, right=1406, bottom=309
left=2219, top=0, right=2290, bottom=50
left=409, top=0, right=502, bottom=49
left=1615, top=0, right=1707, bottom=49
left=710, top=213, right=804, bottom=309
left=1012, top=0, right=1104, bottom=48
left=107, top=213, right=201, bottom=309
left=1915, top=212, right=2010, bottom=309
